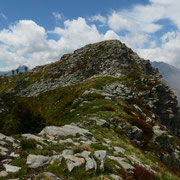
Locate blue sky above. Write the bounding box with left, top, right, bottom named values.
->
left=0, top=0, right=180, bottom=71
left=0, top=0, right=149, bottom=30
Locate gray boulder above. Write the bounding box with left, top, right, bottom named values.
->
left=26, top=154, right=51, bottom=168
left=39, top=124, right=91, bottom=139
left=94, top=150, right=107, bottom=171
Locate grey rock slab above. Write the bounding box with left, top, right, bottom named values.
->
left=131, top=126, right=143, bottom=140
left=0, top=133, right=15, bottom=143
left=3, top=164, right=21, bottom=173
left=0, top=171, right=8, bottom=177
left=94, top=150, right=107, bottom=161
left=59, top=138, right=80, bottom=146
left=153, top=125, right=167, bottom=137
left=80, top=140, right=93, bottom=145
left=63, top=154, right=85, bottom=172
left=89, top=117, right=109, bottom=127
left=76, top=151, right=96, bottom=171
left=62, top=149, right=74, bottom=156
left=1, top=159, right=12, bottom=164
left=113, top=147, right=125, bottom=154
left=22, top=133, right=46, bottom=142
left=104, top=138, right=112, bottom=144
left=94, top=150, right=107, bottom=171
left=110, top=174, right=122, bottom=180
left=108, top=156, right=134, bottom=171
left=26, top=154, right=51, bottom=168
left=0, top=146, right=8, bottom=152
left=0, top=141, right=6, bottom=146
left=0, top=151, right=7, bottom=156
left=36, top=144, right=43, bottom=150
left=129, top=155, right=155, bottom=173
left=10, top=152, right=20, bottom=158
left=35, top=172, right=62, bottom=180
left=39, top=124, right=91, bottom=138
left=50, top=155, right=63, bottom=165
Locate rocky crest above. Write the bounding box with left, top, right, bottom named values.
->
left=0, top=40, right=180, bottom=179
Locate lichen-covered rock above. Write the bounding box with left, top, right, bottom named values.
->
left=76, top=151, right=97, bottom=171
left=39, top=124, right=92, bottom=138
left=94, top=150, right=107, bottom=171
left=162, top=150, right=180, bottom=168
left=3, top=164, right=21, bottom=173
left=62, top=154, right=85, bottom=172
left=0, top=171, right=8, bottom=177
left=108, top=156, right=134, bottom=172
left=35, top=172, right=62, bottom=180
left=26, top=154, right=51, bottom=168
left=153, top=125, right=173, bottom=149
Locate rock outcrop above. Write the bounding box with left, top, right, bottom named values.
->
left=0, top=40, right=180, bottom=179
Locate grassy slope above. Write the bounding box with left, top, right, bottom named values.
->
left=0, top=61, right=180, bottom=179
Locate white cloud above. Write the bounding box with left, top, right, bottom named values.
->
left=88, top=14, right=106, bottom=26
left=138, top=31, right=180, bottom=67
left=0, top=20, right=61, bottom=70
left=107, top=0, right=180, bottom=67
left=52, top=12, right=63, bottom=21
left=1, top=0, right=180, bottom=71
left=51, top=17, right=103, bottom=50
left=0, top=18, right=119, bottom=71
left=0, top=13, right=7, bottom=21
left=108, top=5, right=164, bottom=34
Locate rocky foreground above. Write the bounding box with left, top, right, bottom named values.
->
left=0, top=121, right=180, bottom=180
left=0, top=40, right=180, bottom=179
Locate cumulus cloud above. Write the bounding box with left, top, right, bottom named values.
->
left=88, top=14, right=106, bottom=26
left=0, top=18, right=120, bottom=71
left=108, top=6, right=164, bottom=34
left=1, top=0, right=180, bottom=71
left=0, top=13, right=7, bottom=21
left=138, top=31, right=180, bottom=66
left=107, top=0, right=180, bottom=67
left=51, top=17, right=103, bottom=50
left=0, top=20, right=60, bottom=70
left=52, top=12, right=63, bottom=24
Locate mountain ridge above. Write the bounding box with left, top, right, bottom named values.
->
left=0, top=40, right=180, bottom=179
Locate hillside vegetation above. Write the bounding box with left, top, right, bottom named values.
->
left=0, top=40, right=180, bottom=179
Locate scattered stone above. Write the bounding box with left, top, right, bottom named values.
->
left=0, top=145, right=8, bottom=152
left=90, top=117, right=109, bottom=127
left=110, top=174, right=122, bottom=180
left=62, top=149, right=73, bottom=156
left=104, top=138, right=112, bottom=144
left=94, top=150, right=107, bottom=171
left=36, top=144, right=43, bottom=150
left=0, top=133, right=15, bottom=143
left=50, top=155, right=63, bottom=165
left=153, top=125, right=173, bottom=148
left=0, top=171, right=8, bottom=177
left=76, top=151, right=96, bottom=171
left=35, top=172, right=62, bottom=180
left=108, top=156, right=134, bottom=172
left=113, top=147, right=125, bottom=155
left=10, top=152, right=20, bottom=158
left=63, top=154, right=85, bottom=172
left=26, top=154, right=51, bottom=168
left=3, top=164, right=21, bottom=173
left=59, top=138, right=80, bottom=146
left=22, top=133, right=46, bottom=142
left=39, top=124, right=92, bottom=138
left=131, top=126, right=143, bottom=140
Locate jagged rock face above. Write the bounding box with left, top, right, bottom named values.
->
left=1, top=40, right=180, bottom=178
left=2, top=40, right=180, bottom=136
left=17, top=40, right=158, bottom=97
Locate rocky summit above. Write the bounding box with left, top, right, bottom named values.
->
left=0, top=40, right=180, bottom=179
